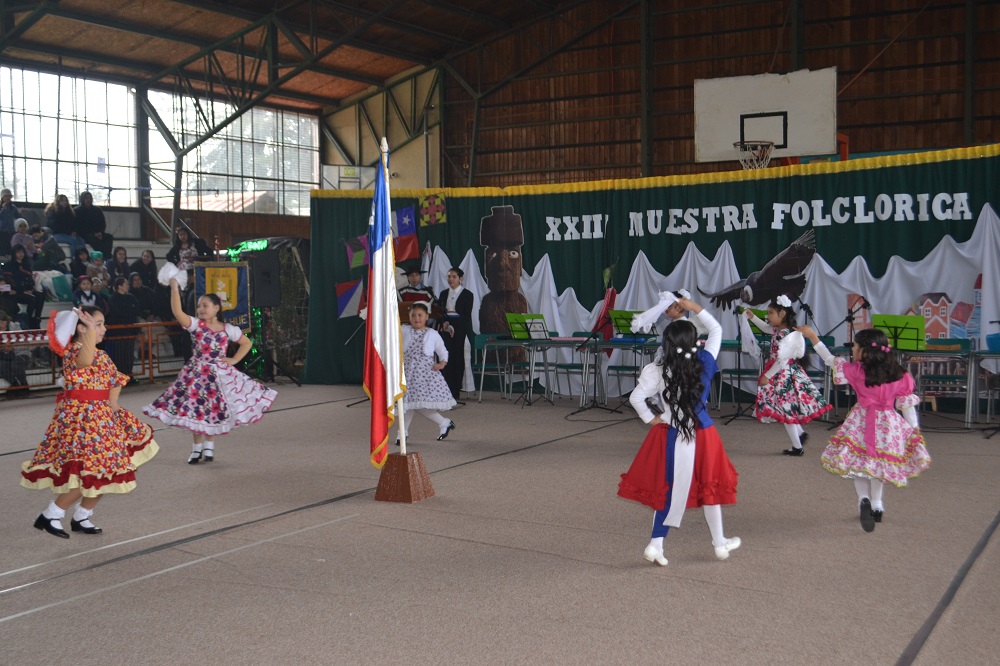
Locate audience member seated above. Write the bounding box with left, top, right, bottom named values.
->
left=130, top=249, right=158, bottom=289
left=0, top=188, right=20, bottom=258
left=0, top=274, right=18, bottom=318
left=75, top=191, right=114, bottom=256
left=106, top=276, right=139, bottom=383
left=10, top=218, right=35, bottom=257
left=86, top=250, right=111, bottom=294
left=166, top=226, right=212, bottom=271
left=129, top=272, right=161, bottom=320
left=0, top=310, right=32, bottom=398
left=31, top=226, right=69, bottom=273
left=109, top=246, right=131, bottom=281
left=45, top=193, right=86, bottom=254
left=73, top=275, right=109, bottom=314
left=70, top=246, right=91, bottom=285
left=1, top=244, right=43, bottom=329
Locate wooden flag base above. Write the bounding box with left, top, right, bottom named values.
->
left=375, top=452, right=435, bottom=503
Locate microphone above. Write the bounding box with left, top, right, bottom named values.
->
left=861, top=298, right=872, bottom=310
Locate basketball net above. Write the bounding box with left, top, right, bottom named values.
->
left=733, top=140, right=774, bottom=169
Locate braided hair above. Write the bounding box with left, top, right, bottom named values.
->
left=658, top=320, right=704, bottom=439
left=853, top=328, right=906, bottom=387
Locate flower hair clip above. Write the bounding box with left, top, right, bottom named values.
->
left=871, top=342, right=892, bottom=353
left=775, top=294, right=792, bottom=308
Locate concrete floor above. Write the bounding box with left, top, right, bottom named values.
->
left=1, top=381, right=998, bottom=665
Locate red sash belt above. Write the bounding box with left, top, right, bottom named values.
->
left=59, top=389, right=111, bottom=402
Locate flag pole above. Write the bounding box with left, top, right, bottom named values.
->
left=374, top=136, right=433, bottom=503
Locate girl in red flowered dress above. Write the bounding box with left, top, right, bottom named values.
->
left=21, top=307, right=159, bottom=538
left=144, top=277, right=276, bottom=464
left=745, top=295, right=832, bottom=456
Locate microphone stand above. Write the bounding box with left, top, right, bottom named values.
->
left=985, top=320, right=1000, bottom=439
left=570, top=309, right=619, bottom=415
left=821, top=299, right=870, bottom=430
left=724, top=308, right=755, bottom=424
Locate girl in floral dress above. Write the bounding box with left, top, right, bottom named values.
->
left=394, top=302, right=456, bottom=445
left=144, top=277, right=276, bottom=464
left=746, top=295, right=832, bottom=456
left=21, top=307, right=158, bottom=538
left=798, top=326, right=930, bottom=532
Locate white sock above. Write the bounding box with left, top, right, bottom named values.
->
left=870, top=480, right=885, bottom=512
left=73, top=506, right=93, bottom=522
left=703, top=504, right=726, bottom=548
left=783, top=423, right=802, bottom=449
left=203, top=441, right=214, bottom=452
left=420, top=410, right=450, bottom=431
left=43, top=501, right=65, bottom=520
left=647, top=536, right=664, bottom=553
left=853, top=478, right=871, bottom=505
left=191, top=443, right=203, bottom=454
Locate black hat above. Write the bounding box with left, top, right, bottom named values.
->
left=399, top=263, right=425, bottom=276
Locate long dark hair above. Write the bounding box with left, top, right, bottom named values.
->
left=73, top=305, right=103, bottom=340
left=768, top=299, right=797, bottom=329
left=658, top=320, right=705, bottom=439
left=853, top=328, right=906, bottom=387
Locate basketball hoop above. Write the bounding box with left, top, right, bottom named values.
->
left=733, top=140, right=774, bottom=169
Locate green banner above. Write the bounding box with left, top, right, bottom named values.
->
left=306, top=145, right=1000, bottom=384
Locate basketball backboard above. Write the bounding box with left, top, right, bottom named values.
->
left=694, top=67, right=837, bottom=162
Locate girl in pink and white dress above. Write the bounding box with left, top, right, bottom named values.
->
left=395, top=302, right=456, bottom=445
left=144, top=273, right=276, bottom=463
left=745, top=295, right=831, bottom=456
left=798, top=325, right=930, bottom=532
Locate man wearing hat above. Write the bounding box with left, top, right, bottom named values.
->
left=0, top=188, right=21, bottom=259
left=398, top=264, right=435, bottom=303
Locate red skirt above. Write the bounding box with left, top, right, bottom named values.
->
left=618, top=423, right=739, bottom=511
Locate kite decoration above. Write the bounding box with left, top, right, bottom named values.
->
left=699, top=230, right=816, bottom=310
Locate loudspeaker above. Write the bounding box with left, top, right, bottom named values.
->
left=248, top=249, right=282, bottom=308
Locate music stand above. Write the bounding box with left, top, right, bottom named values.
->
left=601, top=310, right=658, bottom=413
left=871, top=314, right=926, bottom=351
left=505, top=313, right=554, bottom=405
left=723, top=309, right=764, bottom=424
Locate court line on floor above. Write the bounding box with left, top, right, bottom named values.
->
left=0, top=397, right=363, bottom=458
left=0, top=513, right=359, bottom=626
left=0, top=418, right=631, bottom=598
left=896, top=507, right=1000, bottom=665
left=0, top=504, right=274, bottom=579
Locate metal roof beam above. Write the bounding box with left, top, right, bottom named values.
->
left=168, top=0, right=432, bottom=65
left=416, top=0, right=509, bottom=29
left=7, top=40, right=339, bottom=107
left=314, top=0, right=472, bottom=48
left=0, top=0, right=51, bottom=53
left=43, top=6, right=383, bottom=86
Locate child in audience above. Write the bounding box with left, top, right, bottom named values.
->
left=73, top=275, right=109, bottom=314
left=86, top=250, right=111, bottom=294
left=745, top=295, right=831, bottom=455
left=798, top=325, right=931, bottom=532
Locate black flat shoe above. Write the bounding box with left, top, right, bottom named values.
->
left=437, top=421, right=456, bottom=441
left=34, top=513, right=69, bottom=539
left=188, top=451, right=202, bottom=464
left=871, top=509, right=883, bottom=523
left=394, top=439, right=401, bottom=447
left=70, top=519, right=103, bottom=535
left=860, top=498, right=876, bottom=532
left=781, top=447, right=804, bottom=456
left=799, top=432, right=809, bottom=446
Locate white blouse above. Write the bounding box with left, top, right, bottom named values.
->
left=402, top=325, right=449, bottom=361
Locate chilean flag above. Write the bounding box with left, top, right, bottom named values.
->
left=363, top=139, right=406, bottom=468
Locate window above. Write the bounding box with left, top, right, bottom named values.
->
left=0, top=66, right=137, bottom=206
left=923, top=307, right=931, bottom=317
left=940, top=306, right=947, bottom=316
left=147, top=92, right=318, bottom=216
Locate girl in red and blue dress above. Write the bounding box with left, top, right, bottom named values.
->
left=799, top=325, right=931, bottom=532
left=21, top=307, right=159, bottom=538
left=745, top=295, right=832, bottom=456
left=144, top=274, right=276, bottom=464
left=619, top=296, right=741, bottom=566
